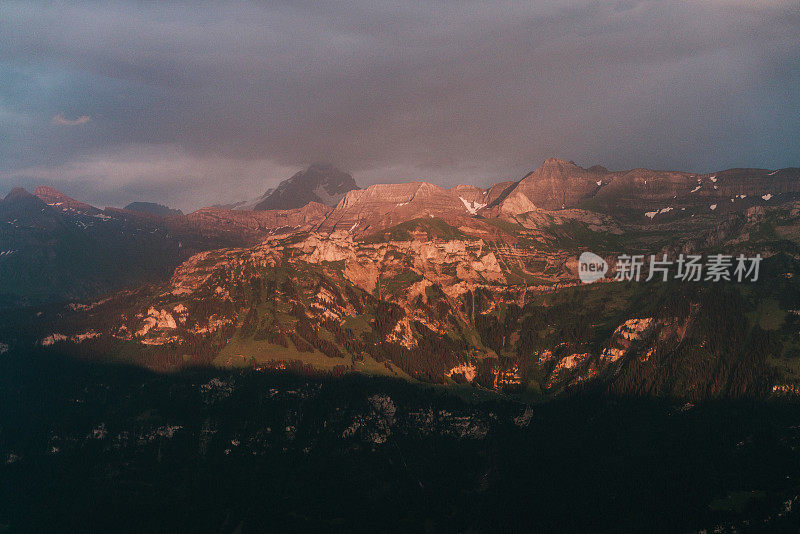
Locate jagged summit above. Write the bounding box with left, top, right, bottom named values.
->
left=253, top=163, right=359, bottom=211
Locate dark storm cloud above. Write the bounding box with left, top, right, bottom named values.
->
left=1, top=1, right=798, bottom=210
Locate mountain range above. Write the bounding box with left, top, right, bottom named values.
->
left=2, top=158, right=800, bottom=400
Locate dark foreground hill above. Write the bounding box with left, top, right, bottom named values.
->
left=2, top=351, right=800, bottom=533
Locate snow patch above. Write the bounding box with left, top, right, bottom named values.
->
left=710, top=204, right=717, bottom=210
left=762, top=193, right=773, bottom=201
left=459, top=196, right=487, bottom=215
left=690, top=185, right=701, bottom=193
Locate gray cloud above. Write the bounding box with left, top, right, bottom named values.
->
left=52, top=113, right=91, bottom=126
left=0, top=0, right=798, bottom=210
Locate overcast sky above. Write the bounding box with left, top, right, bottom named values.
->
left=1, top=1, right=798, bottom=211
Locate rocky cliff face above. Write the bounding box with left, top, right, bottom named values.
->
left=253, top=163, right=359, bottom=211
left=318, top=182, right=480, bottom=235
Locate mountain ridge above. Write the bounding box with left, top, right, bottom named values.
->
left=123, top=202, right=183, bottom=217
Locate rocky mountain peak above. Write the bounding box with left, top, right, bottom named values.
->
left=4, top=187, right=34, bottom=202
left=253, top=163, right=359, bottom=211
left=0, top=186, right=60, bottom=226
left=498, top=158, right=605, bottom=212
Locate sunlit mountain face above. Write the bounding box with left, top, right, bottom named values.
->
left=2, top=1, right=800, bottom=532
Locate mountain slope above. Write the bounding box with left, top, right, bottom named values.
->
left=0, top=188, right=126, bottom=306
left=0, top=187, right=331, bottom=307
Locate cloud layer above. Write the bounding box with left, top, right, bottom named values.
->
left=1, top=1, right=798, bottom=210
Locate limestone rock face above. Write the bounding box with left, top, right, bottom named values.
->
left=497, top=190, right=540, bottom=216
left=318, top=182, right=475, bottom=234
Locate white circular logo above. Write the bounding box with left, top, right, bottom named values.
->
left=578, top=251, right=608, bottom=283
